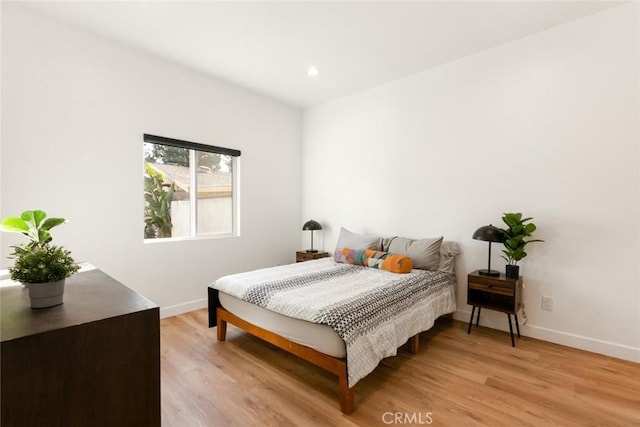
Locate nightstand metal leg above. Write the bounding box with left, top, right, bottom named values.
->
left=507, top=314, right=515, bottom=347
left=514, top=314, right=521, bottom=338
left=467, top=306, right=476, bottom=334
left=476, top=307, right=481, bottom=326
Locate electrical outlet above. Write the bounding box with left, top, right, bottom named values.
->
left=542, top=296, right=553, bottom=311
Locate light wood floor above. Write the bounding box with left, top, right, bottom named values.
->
left=160, top=309, right=639, bottom=426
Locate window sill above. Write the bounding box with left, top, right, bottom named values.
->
left=143, top=233, right=238, bottom=244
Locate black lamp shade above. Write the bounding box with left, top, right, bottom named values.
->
left=473, top=224, right=504, bottom=276
left=472, top=225, right=505, bottom=243
left=302, top=220, right=322, bottom=231
left=303, top=220, right=322, bottom=253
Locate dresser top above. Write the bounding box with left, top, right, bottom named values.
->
left=1, top=267, right=158, bottom=342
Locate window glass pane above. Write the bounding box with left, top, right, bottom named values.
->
left=196, top=151, right=233, bottom=234
left=143, top=142, right=191, bottom=239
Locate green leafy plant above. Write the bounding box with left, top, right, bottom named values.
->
left=0, top=210, right=66, bottom=249
left=9, top=245, right=79, bottom=283
left=144, top=162, right=174, bottom=238
left=500, top=212, right=544, bottom=266
left=1, top=210, right=79, bottom=283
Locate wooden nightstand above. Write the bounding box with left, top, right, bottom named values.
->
left=467, top=270, right=523, bottom=347
left=296, top=251, right=330, bottom=263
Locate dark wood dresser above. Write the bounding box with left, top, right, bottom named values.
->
left=1, top=268, right=160, bottom=427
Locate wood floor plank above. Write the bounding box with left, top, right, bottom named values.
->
left=161, top=309, right=640, bottom=426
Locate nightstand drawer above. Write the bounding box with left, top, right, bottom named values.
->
left=468, top=281, right=514, bottom=296
left=296, top=251, right=329, bottom=262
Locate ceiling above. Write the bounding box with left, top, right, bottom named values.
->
left=20, top=1, right=620, bottom=109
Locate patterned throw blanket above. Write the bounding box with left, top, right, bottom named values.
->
left=212, top=258, right=456, bottom=386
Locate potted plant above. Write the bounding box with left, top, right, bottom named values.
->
left=500, top=212, right=543, bottom=279
left=1, top=210, right=79, bottom=308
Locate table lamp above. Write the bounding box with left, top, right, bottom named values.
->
left=472, top=224, right=505, bottom=276
left=302, top=220, right=322, bottom=253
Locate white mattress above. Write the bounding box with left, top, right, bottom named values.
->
left=219, top=291, right=346, bottom=358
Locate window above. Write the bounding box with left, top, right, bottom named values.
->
left=143, top=134, right=240, bottom=240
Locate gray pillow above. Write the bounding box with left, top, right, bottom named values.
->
left=437, top=241, right=461, bottom=274
left=387, top=236, right=444, bottom=270
left=381, top=236, right=395, bottom=252
left=336, top=227, right=381, bottom=251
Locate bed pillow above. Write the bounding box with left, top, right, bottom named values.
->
left=437, top=241, right=461, bottom=274
left=336, top=227, right=381, bottom=251
left=334, top=248, right=413, bottom=273
left=381, top=236, right=395, bottom=252
left=387, top=236, right=443, bottom=270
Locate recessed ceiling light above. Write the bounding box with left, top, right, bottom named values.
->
left=307, top=66, right=320, bottom=77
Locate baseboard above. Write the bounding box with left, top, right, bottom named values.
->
left=160, top=298, right=208, bottom=319
left=454, top=309, right=640, bottom=364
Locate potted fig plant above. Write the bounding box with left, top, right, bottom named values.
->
left=500, top=212, right=543, bottom=279
left=1, top=210, right=79, bottom=308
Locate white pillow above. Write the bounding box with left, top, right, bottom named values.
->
left=387, top=236, right=443, bottom=270
left=336, top=227, right=381, bottom=251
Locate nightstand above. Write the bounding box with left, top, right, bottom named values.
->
left=467, top=270, right=523, bottom=347
left=296, top=251, right=330, bottom=263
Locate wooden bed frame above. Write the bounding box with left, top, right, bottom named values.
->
left=210, top=287, right=422, bottom=414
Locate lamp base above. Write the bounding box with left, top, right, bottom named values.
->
left=306, top=249, right=319, bottom=253
left=478, top=269, right=500, bottom=277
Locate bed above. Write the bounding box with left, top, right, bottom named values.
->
left=208, top=232, right=460, bottom=414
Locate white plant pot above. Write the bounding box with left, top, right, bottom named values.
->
left=27, top=279, right=65, bottom=308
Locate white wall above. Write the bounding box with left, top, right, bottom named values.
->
left=1, top=4, right=302, bottom=316
left=303, top=4, right=640, bottom=362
